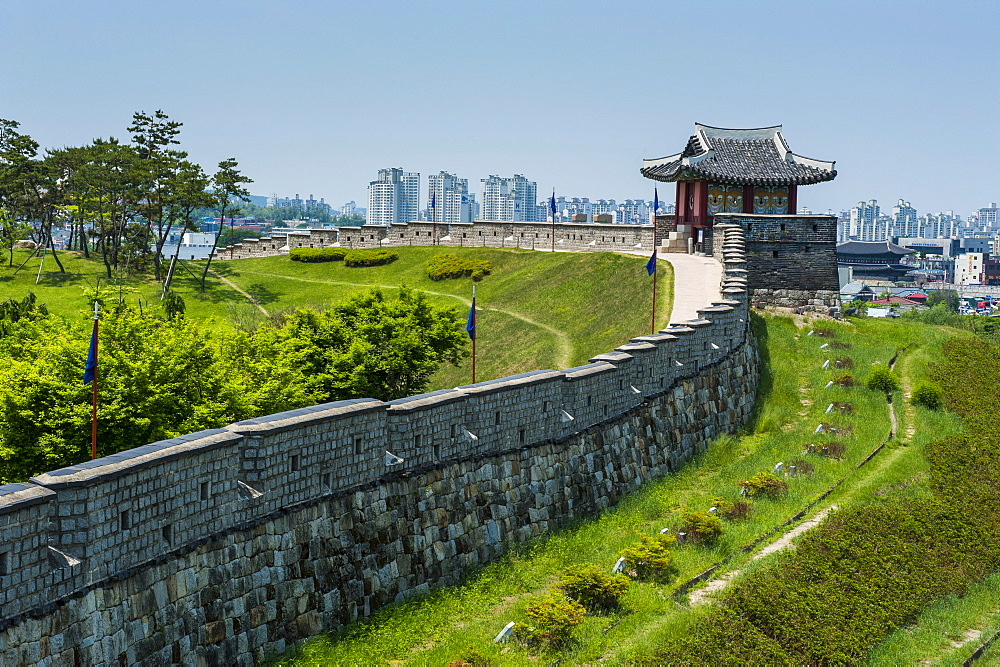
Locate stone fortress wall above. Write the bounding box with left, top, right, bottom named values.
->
left=0, top=226, right=761, bottom=665
left=218, top=216, right=840, bottom=316
left=216, top=218, right=679, bottom=259
left=713, top=214, right=841, bottom=313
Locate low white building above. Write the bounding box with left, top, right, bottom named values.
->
left=159, top=232, right=218, bottom=260
left=955, top=253, right=988, bottom=285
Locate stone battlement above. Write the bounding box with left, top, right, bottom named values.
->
left=0, top=225, right=757, bottom=665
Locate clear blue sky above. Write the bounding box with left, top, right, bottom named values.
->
left=2, top=0, right=997, bottom=216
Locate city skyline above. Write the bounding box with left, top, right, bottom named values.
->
left=5, top=1, right=994, bottom=217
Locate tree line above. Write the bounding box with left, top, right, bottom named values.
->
left=0, top=287, right=468, bottom=483
left=0, top=111, right=251, bottom=290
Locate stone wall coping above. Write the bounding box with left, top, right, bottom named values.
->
left=698, top=305, right=735, bottom=314
left=588, top=351, right=633, bottom=364
left=386, top=389, right=466, bottom=413
left=287, top=231, right=312, bottom=237
left=615, top=341, right=658, bottom=353
left=456, top=369, right=563, bottom=396
left=679, top=318, right=713, bottom=327
left=0, top=483, right=55, bottom=514
left=661, top=325, right=695, bottom=335
left=30, top=429, right=243, bottom=489
left=722, top=287, right=748, bottom=295
left=630, top=333, right=678, bottom=344
left=227, top=399, right=385, bottom=435
left=562, top=362, right=616, bottom=379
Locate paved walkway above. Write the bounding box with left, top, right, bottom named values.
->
left=661, top=253, right=723, bottom=322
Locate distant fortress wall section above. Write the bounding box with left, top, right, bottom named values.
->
left=0, top=230, right=757, bottom=665
left=217, top=218, right=675, bottom=258
left=712, top=214, right=841, bottom=312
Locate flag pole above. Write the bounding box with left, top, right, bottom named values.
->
left=651, top=188, right=659, bottom=334
left=90, top=301, right=99, bottom=460
left=432, top=192, right=437, bottom=245
left=471, top=285, right=477, bottom=384
left=550, top=190, right=556, bottom=252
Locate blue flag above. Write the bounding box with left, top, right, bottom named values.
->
left=83, top=325, right=97, bottom=384
left=646, top=250, right=657, bottom=276
left=549, top=191, right=556, bottom=218
left=466, top=297, right=476, bottom=340
left=653, top=188, right=659, bottom=215
left=431, top=192, right=436, bottom=210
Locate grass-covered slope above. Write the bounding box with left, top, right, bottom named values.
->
left=277, top=315, right=964, bottom=665
left=0, top=247, right=673, bottom=389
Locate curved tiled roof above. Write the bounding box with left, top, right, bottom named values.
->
left=837, top=240, right=914, bottom=256
left=641, top=123, right=837, bottom=186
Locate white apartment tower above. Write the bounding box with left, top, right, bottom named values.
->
left=480, top=174, right=538, bottom=221
left=427, top=172, right=475, bottom=226
left=367, top=168, right=420, bottom=226
left=891, top=199, right=918, bottom=238
left=850, top=200, right=881, bottom=241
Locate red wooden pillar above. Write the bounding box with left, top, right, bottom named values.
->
left=692, top=180, right=707, bottom=226
left=675, top=181, right=688, bottom=223
left=788, top=184, right=798, bottom=215
left=743, top=185, right=754, bottom=214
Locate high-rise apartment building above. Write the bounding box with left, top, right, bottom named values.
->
left=850, top=200, right=881, bottom=241
left=340, top=201, right=357, bottom=217
left=367, top=168, right=420, bottom=225
left=427, top=172, right=475, bottom=226
left=891, top=199, right=918, bottom=238
left=481, top=175, right=537, bottom=221
left=976, top=203, right=999, bottom=231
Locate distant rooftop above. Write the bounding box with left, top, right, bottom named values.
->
left=837, top=240, right=915, bottom=256
left=641, top=123, right=837, bottom=186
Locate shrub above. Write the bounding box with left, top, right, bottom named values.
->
left=556, top=565, right=629, bottom=610
left=833, top=373, right=856, bottom=387
left=865, top=365, right=899, bottom=393
left=680, top=510, right=725, bottom=545
left=621, top=534, right=678, bottom=583
left=513, top=593, right=585, bottom=646
left=343, top=249, right=398, bottom=267
left=788, top=459, right=815, bottom=476
left=454, top=645, right=490, bottom=666
left=427, top=254, right=493, bottom=281
left=911, top=381, right=943, bottom=410
left=739, top=472, right=788, bottom=498
left=289, top=247, right=347, bottom=262
left=806, top=441, right=846, bottom=459
left=720, top=500, right=753, bottom=520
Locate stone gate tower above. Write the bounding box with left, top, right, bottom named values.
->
left=643, top=123, right=841, bottom=312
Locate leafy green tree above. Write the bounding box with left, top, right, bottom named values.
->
left=925, top=289, right=960, bottom=312
left=0, top=309, right=318, bottom=482
left=215, top=227, right=262, bottom=247
left=277, top=287, right=469, bottom=400
left=0, top=207, right=31, bottom=266
left=200, top=158, right=252, bottom=290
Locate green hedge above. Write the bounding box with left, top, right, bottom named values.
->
left=289, top=247, right=347, bottom=263
left=427, top=254, right=492, bottom=281
left=651, top=337, right=1000, bottom=664
left=344, top=249, right=398, bottom=267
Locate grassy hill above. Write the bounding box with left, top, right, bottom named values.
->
left=0, top=247, right=674, bottom=389
left=276, top=315, right=979, bottom=665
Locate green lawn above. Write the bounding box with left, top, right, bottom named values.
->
left=0, top=247, right=674, bottom=388
left=277, top=315, right=964, bottom=665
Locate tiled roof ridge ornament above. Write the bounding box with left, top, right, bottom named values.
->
left=641, top=122, right=837, bottom=186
